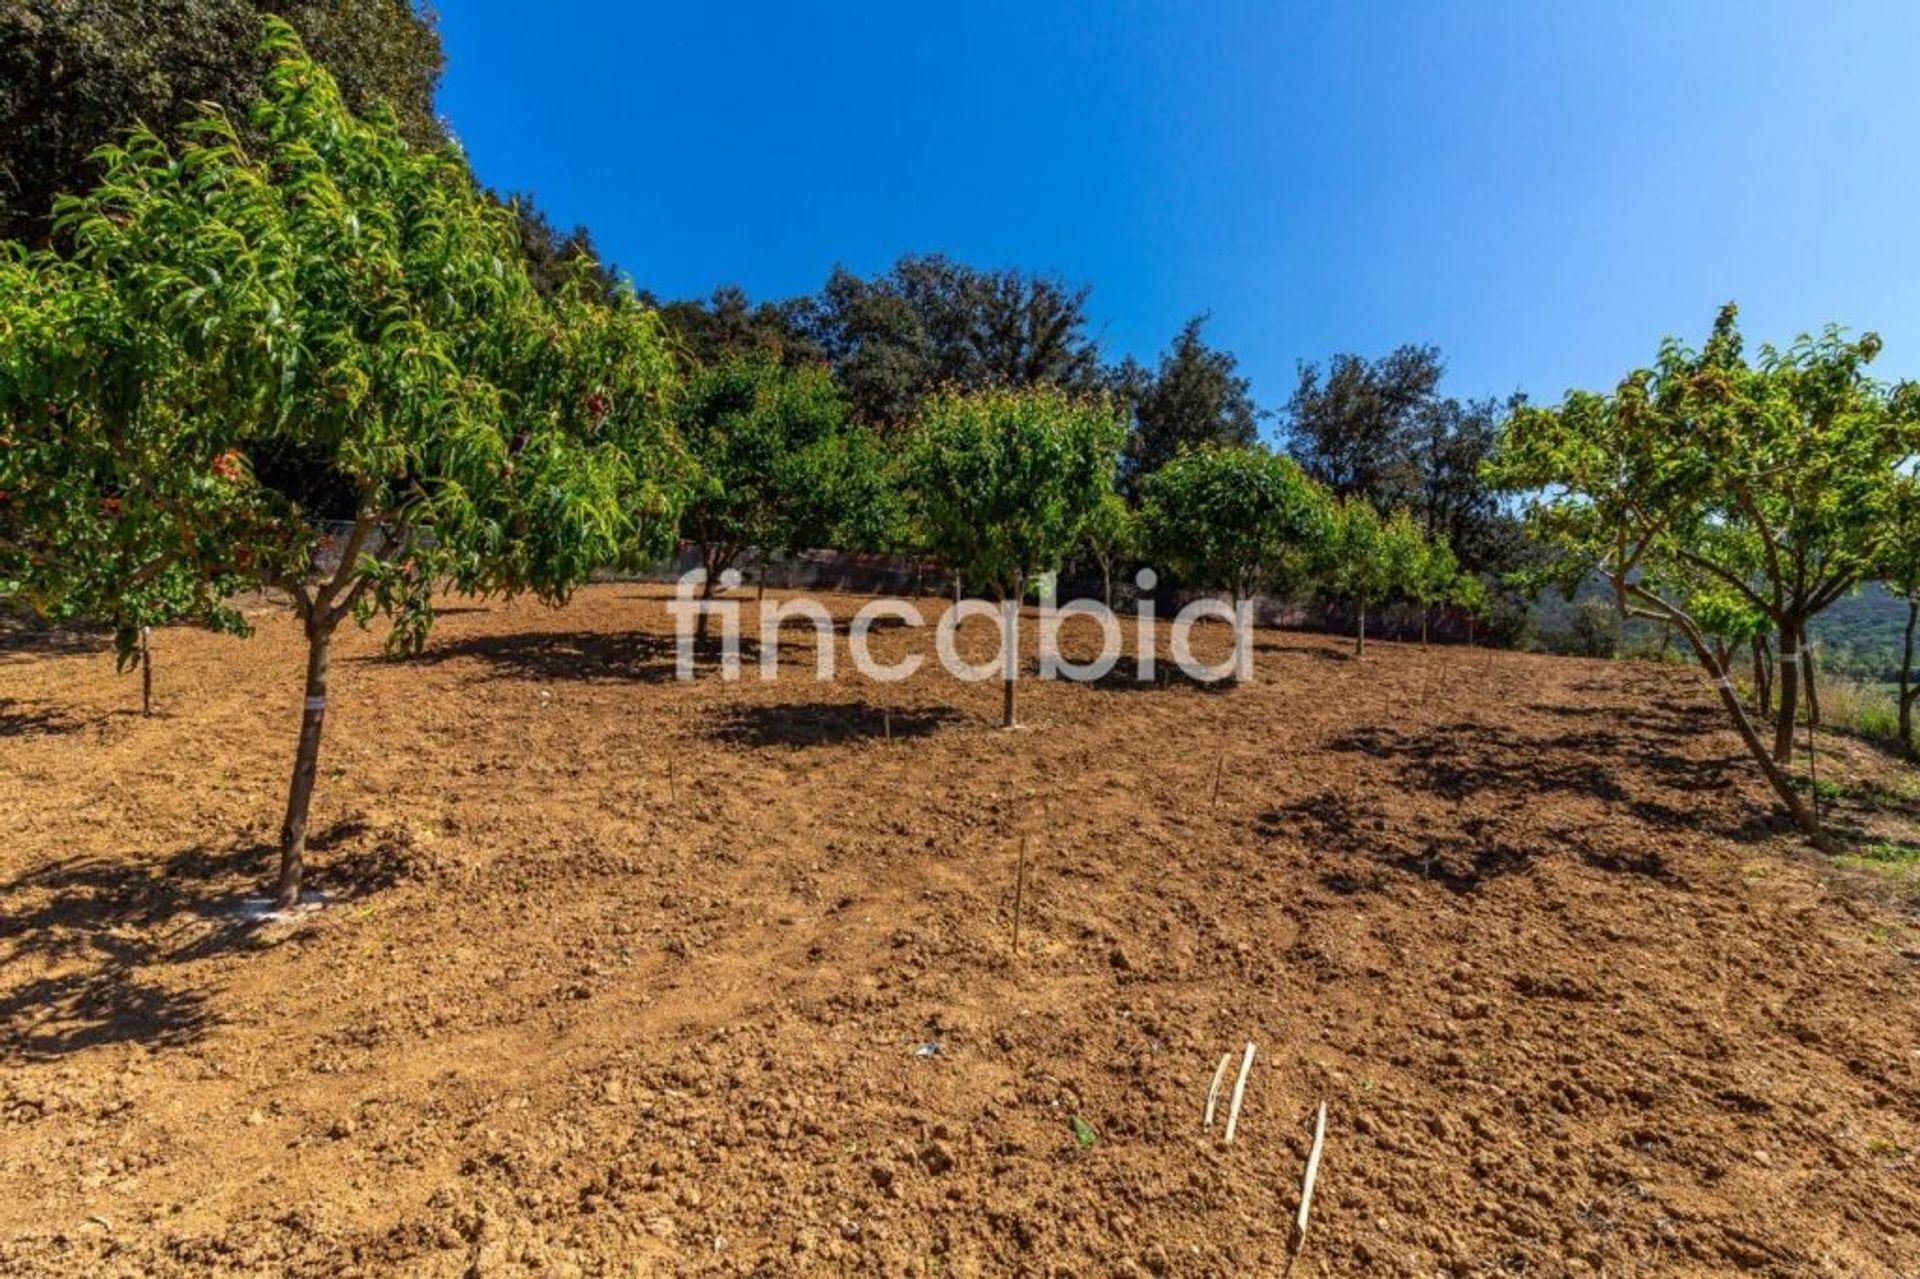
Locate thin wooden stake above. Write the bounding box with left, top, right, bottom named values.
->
left=884, top=709, right=892, bottom=742
left=667, top=754, right=677, bottom=805
left=1011, top=834, right=1030, bottom=958
left=1294, top=1101, right=1329, bottom=1249
left=1209, top=751, right=1226, bottom=807
left=1223, top=1041, right=1255, bottom=1143
left=1203, top=1052, right=1232, bottom=1126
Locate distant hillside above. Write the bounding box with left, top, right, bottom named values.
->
left=1526, top=577, right=1914, bottom=679
left=1813, top=583, right=1915, bottom=684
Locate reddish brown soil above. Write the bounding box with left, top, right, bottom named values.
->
left=3, top=584, right=1919, bottom=1277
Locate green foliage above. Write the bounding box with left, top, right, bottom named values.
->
left=1, top=0, right=445, bottom=244
left=1, top=20, right=683, bottom=655
left=907, top=385, right=1123, bottom=598
left=1080, top=489, right=1137, bottom=588
left=1141, top=445, right=1328, bottom=604
left=1113, top=315, right=1260, bottom=494
left=801, top=255, right=1104, bottom=429
left=677, top=356, right=893, bottom=574
left=654, top=286, right=822, bottom=369
left=1490, top=306, right=1919, bottom=634
left=1318, top=497, right=1392, bottom=611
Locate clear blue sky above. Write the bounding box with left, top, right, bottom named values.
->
left=436, top=1, right=1920, bottom=428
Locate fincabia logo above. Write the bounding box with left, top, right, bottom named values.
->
left=666, top=569, right=1254, bottom=685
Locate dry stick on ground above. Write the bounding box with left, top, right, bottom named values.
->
left=666, top=753, right=677, bottom=805
left=1223, top=1041, right=1256, bottom=1143
left=1209, top=750, right=1226, bottom=807
left=1011, top=833, right=1031, bottom=958
left=1204, top=1052, right=1232, bottom=1126
left=884, top=708, right=892, bottom=743
left=1293, top=1101, right=1329, bottom=1251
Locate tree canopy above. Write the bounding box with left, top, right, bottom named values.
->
left=676, top=355, right=895, bottom=607
left=1113, top=314, right=1261, bottom=496
left=907, top=385, right=1122, bottom=725
left=1, top=0, right=445, bottom=244
left=800, top=254, right=1104, bottom=429
left=1141, top=444, right=1326, bottom=612
left=1, top=20, right=683, bottom=905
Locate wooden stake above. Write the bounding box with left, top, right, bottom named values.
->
left=1294, top=1101, right=1328, bottom=1249
left=1011, top=834, right=1030, bottom=958
left=1223, top=1041, right=1255, bottom=1143
left=1209, top=751, right=1226, bottom=807
left=667, top=754, right=677, bottom=805
left=1203, top=1052, right=1232, bottom=1126
left=884, top=709, right=892, bottom=742
left=139, top=626, right=152, bottom=717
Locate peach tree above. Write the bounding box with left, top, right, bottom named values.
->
left=675, top=356, right=896, bottom=628
left=908, top=385, right=1123, bottom=727
left=1140, top=444, right=1328, bottom=670
left=0, top=22, right=682, bottom=908
left=1488, top=305, right=1920, bottom=840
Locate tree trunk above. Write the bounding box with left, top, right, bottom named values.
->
left=1800, top=643, right=1821, bottom=729
left=1681, top=621, right=1820, bottom=840
left=954, top=571, right=963, bottom=605
left=1901, top=599, right=1917, bottom=759
left=1751, top=634, right=1773, bottom=720
left=1354, top=603, right=1366, bottom=657
left=1771, top=621, right=1802, bottom=766
left=1420, top=608, right=1429, bottom=649
left=1101, top=563, right=1113, bottom=610
left=1614, top=583, right=1820, bottom=841
left=695, top=556, right=719, bottom=642
left=140, top=625, right=152, bottom=717
left=1001, top=574, right=1021, bottom=729
left=275, top=621, right=335, bottom=910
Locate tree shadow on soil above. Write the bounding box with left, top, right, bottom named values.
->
left=704, top=701, right=963, bottom=748
left=0, top=699, right=98, bottom=738
left=0, top=821, right=395, bottom=1058
left=395, top=629, right=698, bottom=684
left=1088, top=664, right=1242, bottom=695
left=1255, top=708, right=1743, bottom=892
left=1252, top=640, right=1355, bottom=662
left=1260, top=790, right=1682, bottom=894
left=0, top=614, right=112, bottom=659
left=1332, top=718, right=1744, bottom=809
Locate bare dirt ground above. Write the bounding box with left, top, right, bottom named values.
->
left=3, top=584, right=1920, bottom=1277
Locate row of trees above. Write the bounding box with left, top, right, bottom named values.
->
left=1490, top=306, right=1920, bottom=837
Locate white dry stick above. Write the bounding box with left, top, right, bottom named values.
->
left=1203, top=1052, right=1232, bottom=1126
left=1222, top=1041, right=1256, bottom=1143
left=1294, top=1101, right=1329, bottom=1248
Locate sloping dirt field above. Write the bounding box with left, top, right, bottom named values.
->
left=2, top=584, right=1919, bottom=1277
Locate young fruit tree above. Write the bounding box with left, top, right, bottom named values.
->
left=1139, top=443, right=1329, bottom=676
left=1081, top=488, right=1137, bottom=609
left=1318, top=496, right=1395, bottom=656
left=1487, top=305, right=1920, bottom=840
left=908, top=385, right=1123, bottom=727
left=0, top=22, right=683, bottom=909
left=675, top=355, right=894, bottom=625
left=1406, top=530, right=1460, bottom=648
